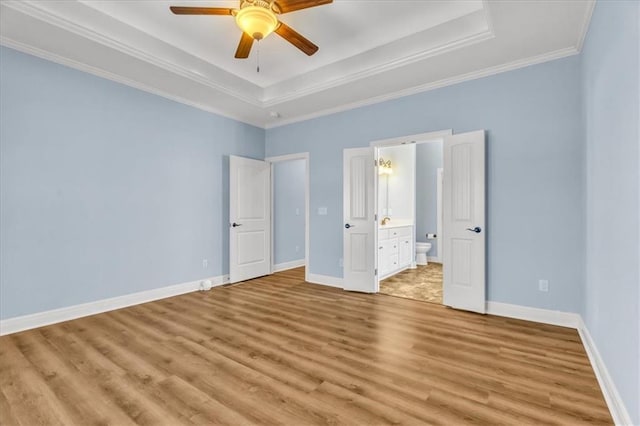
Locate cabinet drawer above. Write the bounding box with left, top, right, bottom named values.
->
left=378, top=226, right=413, bottom=238
left=391, top=226, right=412, bottom=238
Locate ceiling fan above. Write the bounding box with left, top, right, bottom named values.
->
left=170, top=0, right=332, bottom=59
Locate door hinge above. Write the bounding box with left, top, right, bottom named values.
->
left=374, top=159, right=377, bottom=166
left=375, top=268, right=378, bottom=276
left=374, top=213, right=377, bottom=221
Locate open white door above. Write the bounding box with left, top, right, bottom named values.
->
left=343, top=148, right=376, bottom=292
left=229, top=155, right=271, bottom=283
left=443, top=130, right=486, bottom=313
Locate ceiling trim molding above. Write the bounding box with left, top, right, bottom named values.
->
left=0, top=37, right=262, bottom=128
left=2, top=0, right=262, bottom=107
left=263, top=28, right=495, bottom=106
left=265, top=46, right=579, bottom=129
left=4, top=0, right=497, bottom=109
left=575, top=0, right=596, bottom=52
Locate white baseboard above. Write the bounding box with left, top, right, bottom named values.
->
left=486, top=301, right=581, bottom=328
left=486, top=301, right=631, bottom=425
left=0, top=274, right=229, bottom=336
left=577, top=318, right=633, bottom=426
left=307, top=273, right=343, bottom=288
left=272, top=259, right=305, bottom=273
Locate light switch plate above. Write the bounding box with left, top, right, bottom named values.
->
left=539, top=279, right=549, bottom=292
left=318, top=207, right=328, bottom=215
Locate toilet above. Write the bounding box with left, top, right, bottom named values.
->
left=415, top=242, right=432, bottom=265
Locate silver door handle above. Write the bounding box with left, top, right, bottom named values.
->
left=466, top=227, right=481, bottom=233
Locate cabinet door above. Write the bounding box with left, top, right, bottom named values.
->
left=389, top=254, right=399, bottom=272
left=399, top=237, right=412, bottom=267
left=378, top=239, right=391, bottom=276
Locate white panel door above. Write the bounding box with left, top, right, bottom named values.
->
left=343, top=148, right=376, bottom=292
left=443, top=130, right=486, bottom=313
left=229, top=155, right=271, bottom=283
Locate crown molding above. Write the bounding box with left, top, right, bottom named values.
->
left=3, top=0, right=497, bottom=109
left=2, top=0, right=590, bottom=130
left=263, top=28, right=495, bottom=106
left=1, top=0, right=262, bottom=107
left=575, top=0, right=596, bottom=52
left=0, top=37, right=263, bottom=128
left=266, top=46, right=580, bottom=129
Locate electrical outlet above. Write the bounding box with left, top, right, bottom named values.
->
left=318, top=207, right=328, bottom=215
left=202, top=259, right=208, bottom=269
left=339, top=258, right=343, bottom=268
left=295, top=245, right=300, bottom=253
left=295, top=208, right=300, bottom=216
left=538, top=279, right=549, bottom=292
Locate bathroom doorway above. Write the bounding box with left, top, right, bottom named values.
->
left=374, top=136, right=445, bottom=304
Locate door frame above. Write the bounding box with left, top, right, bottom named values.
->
left=433, top=167, right=443, bottom=263
left=265, top=152, right=310, bottom=283
left=370, top=130, right=452, bottom=292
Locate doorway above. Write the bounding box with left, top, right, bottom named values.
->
left=267, top=153, right=310, bottom=282
left=376, top=139, right=444, bottom=304
left=342, top=130, right=487, bottom=314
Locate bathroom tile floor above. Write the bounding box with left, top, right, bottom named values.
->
left=380, top=263, right=443, bottom=304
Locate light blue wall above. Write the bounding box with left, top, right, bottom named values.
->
left=267, top=55, right=585, bottom=313
left=0, top=46, right=265, bottom=320
left=273, top=159, right=305, bottom=265
left=582, top=1, right=639, bottom=423
left=416, top=141, right=443, bottom=257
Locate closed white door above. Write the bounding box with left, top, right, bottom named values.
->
left=343, top=148, right=376, bottom=292
left=229, top=155, right=271, bottom=283
left=443, top=130, right=486, bottom=313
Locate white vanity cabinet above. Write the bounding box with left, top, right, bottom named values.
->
left=378, top=225, right=413, bottom=279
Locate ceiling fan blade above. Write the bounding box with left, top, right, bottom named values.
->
left=170, top=6, right=234, bottom=15
left=235, top=32, right=254, bottom=59
left=275, top=22, right=318, bottom=56
left=274, top=0, right=332, bottom=14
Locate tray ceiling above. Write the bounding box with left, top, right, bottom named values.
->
left=0, top=0, right=594, bottom=128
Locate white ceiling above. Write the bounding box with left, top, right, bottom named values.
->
left=0, top=0, right=594, bottom=128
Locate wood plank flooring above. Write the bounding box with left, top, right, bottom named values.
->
left=0, top=267, right=612, bottom=425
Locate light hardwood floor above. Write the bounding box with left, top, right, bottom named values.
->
left=0, top=267, right=612, bottom=425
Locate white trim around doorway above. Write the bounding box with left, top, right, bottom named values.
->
left=265, top=152, right=310, bottom=283
left=370, top=129, right=452, bottom=292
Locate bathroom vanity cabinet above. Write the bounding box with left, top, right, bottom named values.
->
left=378, top=225, right=413, bottom=279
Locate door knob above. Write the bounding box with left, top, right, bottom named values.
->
left=466, top=226, right=482, bottom=233
left=345, top=223, right=354, bottom=229
left=232, top=222, right=242, bottom=227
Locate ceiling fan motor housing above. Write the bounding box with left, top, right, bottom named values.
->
left=236, top=0, right=279, bottom=40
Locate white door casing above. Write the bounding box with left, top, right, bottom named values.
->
left=343, top=148, right=376, bottom=292
left=229, top=155, right=271, bottom=284
left=443, top=130, right=486, bottom=313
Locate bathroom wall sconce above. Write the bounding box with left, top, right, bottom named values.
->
left=379, top=157, right=393, bottom=175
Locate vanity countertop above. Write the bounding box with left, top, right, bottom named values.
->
left=378, top=221, right=413, bottom=230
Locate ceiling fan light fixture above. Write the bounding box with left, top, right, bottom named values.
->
left=235, top=5, right=278, bottom=40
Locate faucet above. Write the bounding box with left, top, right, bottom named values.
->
left=381, top=216, right=391, bottom=225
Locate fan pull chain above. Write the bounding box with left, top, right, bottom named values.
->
left=256, top=39, right=260, bottom=73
